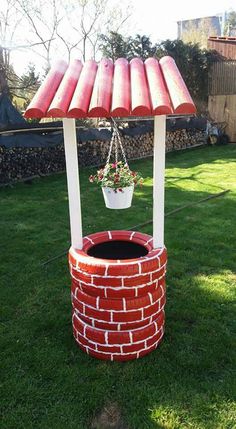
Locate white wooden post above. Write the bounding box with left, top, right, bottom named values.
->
left=153, top=115, right=166, bottom=248
left=62, top=118, right=83, bottom=249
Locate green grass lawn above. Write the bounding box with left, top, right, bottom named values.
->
left=1, top=145, right=236, bottom=429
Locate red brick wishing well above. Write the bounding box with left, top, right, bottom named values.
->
left=25, top=56, right=196, bottom=361
left=69, top=230, right=167, bottom=361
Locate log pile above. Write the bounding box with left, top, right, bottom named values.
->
left=0, top=128, right=206, bottom=184
left=166, top=129, right=205, bottom=151
left=77, top=129, right=206, bottom=167
left=0, top=145, right=65, bottom=184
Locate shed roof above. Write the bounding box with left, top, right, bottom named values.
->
left=208, top=36, right=236, bottom=42
left=24, top=56, right=196, bottom=119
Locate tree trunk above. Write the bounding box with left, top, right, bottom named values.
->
left=0, top=46, right=10, bottom=96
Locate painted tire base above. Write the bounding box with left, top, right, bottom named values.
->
left=69, top=230, right=167, bottom=361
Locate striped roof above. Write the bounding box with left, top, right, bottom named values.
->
left=24, top=56, right=196, bottom=119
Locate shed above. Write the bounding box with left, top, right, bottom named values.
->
left=208, top=36, right=236, bottom=60
left=208, top=38, right=236, bottom=142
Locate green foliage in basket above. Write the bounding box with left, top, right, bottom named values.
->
left=89, top=161, right=143, bottom=191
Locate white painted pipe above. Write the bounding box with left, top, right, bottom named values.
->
left=153, top=115, right=166, bottom=248
left=62, top=118, right=83, bottom=249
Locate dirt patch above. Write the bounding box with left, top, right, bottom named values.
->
left=91, top=402, right=129, bottom=429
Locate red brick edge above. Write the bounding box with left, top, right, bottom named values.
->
left=69, top=230, right=167, bottom=277
left=72, top=310, right=165, bottom=361
left=68, top=230, right=167, bottom=361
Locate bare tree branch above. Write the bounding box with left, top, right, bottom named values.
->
left=4, top=38, right=56, bottom=51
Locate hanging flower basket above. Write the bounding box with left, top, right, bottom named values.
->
left=89, top=161, right=143, bottom=209
left=102, top=184, right=134, bottom=209
left=89, top=120, right=143, bottom=209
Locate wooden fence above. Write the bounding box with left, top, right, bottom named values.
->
left=208, top=95, right=236, bottom=142
left=208, top=61, right=236, bottom=95
left=208, top=61, right=236, bottom=141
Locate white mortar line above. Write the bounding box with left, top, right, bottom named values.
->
left=104, top=264, right=109, bottom=276
left=130, top=232, right=136, bottom=240
left=73, top=294, right=164, bottom=313
left=73, top=304, right=165, bottom=326
left=84, top=236, right=95, bottom=244
left=123, top=298, right=126, bottom=311
left=74, top=326, right=164, bottom=349
left=71, top=262, right=167, bottom=279
left=148, top=292, right=153, bottom=305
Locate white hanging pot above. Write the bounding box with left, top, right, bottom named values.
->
left=102, top=185, right=134, bottom=209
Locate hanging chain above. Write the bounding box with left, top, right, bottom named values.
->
left=105, top=128, right=116, bottom=170
left=116, top=127, right=128, bottom=166
left=105, top=118, right=129, bottom=171
left=114, top=133, right=118, bottom=173
left=111, top=118, right=129, bottom=168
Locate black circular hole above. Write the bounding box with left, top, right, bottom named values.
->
left=87, top=240, right=148, bottom=260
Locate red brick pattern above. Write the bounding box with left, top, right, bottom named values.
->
left=72, top=311, right=165, bottom=361
left=69, top=230, right=167, bottom=361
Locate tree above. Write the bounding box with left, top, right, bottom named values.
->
left=18, top=64, right=41, bottom=105
left=99, top=32, right=158, bottom=60
left=0, top=0, right=22, bottom=96
left=13, top=0, right=132, bottom=66
left=0, top=0, right=132, bottom=101
left=130, top=34, right=158, bottom=59
left=16, top=0, right=59, bottom=69
left=0, top=0, right=50, bottom=98
left=56, top=0, right=132, bottom=61
left=99, top=32, right=132, bottom=60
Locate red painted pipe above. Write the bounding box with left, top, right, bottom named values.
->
left=48, top=59, right=82, bottom=117
left=130, top=58, right=151, bottom=116
left=68, top=60, right=98, bottom=117
left=88, top=58, right=114, bottom=117
left=160, top=56, right=196, bottom=114
left=145, top=58, right=173, bottom=115
left=111, top=58, right=130, bottom=117
left=24, top=60, right=68, bottom=118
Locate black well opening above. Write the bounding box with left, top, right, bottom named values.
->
left=87, top=240, right=148, bottom=260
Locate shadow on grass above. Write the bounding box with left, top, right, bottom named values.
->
left=164, top=144, right=236, bottom=170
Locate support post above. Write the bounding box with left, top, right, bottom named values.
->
left=153, top=115, right=166, bottom=248
left=63, top=118, right=83, bottom=249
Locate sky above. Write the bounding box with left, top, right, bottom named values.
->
left=11, top=0, right=236, bottom=75
left=132, top=0, right=236, bottom=41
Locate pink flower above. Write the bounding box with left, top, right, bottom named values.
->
left=112, top=163, right=117, bottom=168
left=118, top=188, right=123, bottom=192
left=99, top=174, right=103, bottom=180
left=89, top=175, right=94, bottom=182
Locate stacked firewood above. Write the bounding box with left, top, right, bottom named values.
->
left=0, top=145, right=66, bottom=184
left=166, top=129, right=206, bottom=151
left=77, top=129, right=206, bottom=167
left=0, top=129, right=206, bottom=184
